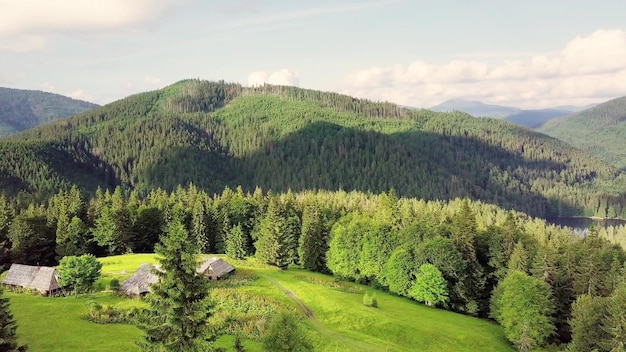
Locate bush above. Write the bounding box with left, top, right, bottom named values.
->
left=84, top=300, right=138, bottom=324
left=363, top=292, right=378, bottom=308
left=263, top=312, right=312, bottom=352
left=109, top=278, right=120, bottom=291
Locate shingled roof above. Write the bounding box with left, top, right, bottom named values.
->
left=197, top=257, right=235, bottom=280
left=119, top=263, right=160, bottom=296
left=2, top=264, right=61, bottom=295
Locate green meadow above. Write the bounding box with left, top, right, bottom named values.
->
left=6, top=254, right=513, bottom=351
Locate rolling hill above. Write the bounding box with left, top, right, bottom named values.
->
left=0, top=87, right=98, bottom=137
left=1, top=79, right=625, bottom=218
left=538, top=96, right=626, bottom=170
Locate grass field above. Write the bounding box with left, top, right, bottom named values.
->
left=6, top=254, right=514, bottom=351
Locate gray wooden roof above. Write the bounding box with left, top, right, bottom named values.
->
left=120, top=263, right=160, bottom=295
left=2, top=264, right=60, bottom=293
left=197, top=257, right=235, bottom=277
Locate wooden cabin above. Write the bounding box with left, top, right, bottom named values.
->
left=197, top=257, right=235, bottom=281
left=2, top=264, right=62, bottom=296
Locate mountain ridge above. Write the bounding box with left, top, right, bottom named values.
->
left=1, top=79, right=625, bottom=218
left=0, top=87, right=98, bottom=137
left=539, top=95, right=626, bottom=170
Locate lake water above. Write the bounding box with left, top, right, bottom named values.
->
left=545, top=217, right=626, bottom=234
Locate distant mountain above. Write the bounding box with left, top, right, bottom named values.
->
left=430, top=99, right=520, bottom=119
left=0, top=87, right=98, bottom=137
left=539, top=95, right=626, bottom=170
left=505, top=109, right=573, bottom=128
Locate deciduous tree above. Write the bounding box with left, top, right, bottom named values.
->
left=410, top=264, right=448, bottom=307
left=58, top=254, right=102, bottom=294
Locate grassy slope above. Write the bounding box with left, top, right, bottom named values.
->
left=8, top=254, right=513, bottom=352
left=7, top=292, right=142, bottom=352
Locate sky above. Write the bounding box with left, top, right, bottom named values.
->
left=1, top=0, right=626, bottom=109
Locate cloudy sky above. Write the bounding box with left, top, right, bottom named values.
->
left=1, top=0, right=626, bottom=108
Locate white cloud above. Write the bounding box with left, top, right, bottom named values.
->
left=248, top=69, right=300, bottom=87
left=0, top=0, right=181, bottom=52
left=0, top=0, right=179, bottom=37
left=0, top=35, right=45, bottom=52
left=67, top=89, right=85, bottom=99
left=144, top=75, right=163, bottom=86
left=337, top=29, right=626, bottom=109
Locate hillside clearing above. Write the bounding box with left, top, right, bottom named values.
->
left=7, top=254, right=514, bottom=351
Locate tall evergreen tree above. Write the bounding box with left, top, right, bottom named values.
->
left=449, top=200, right=485, bottom=314
left=569, top=294, right=608, bottom=352
left=298, top=203, right=329, bottom=272
left=0, top=286, right=26, bottom=352
left=0, top=196, right=14, bottom=270
left=254, top=197, right=290, bottom=269
left=137, top=217, right=215, bottom=351
left=603, top=281, right=626, bottom=352
left=507, top=240, right=529, bottom=273
left=225, top=224, right=246, bottom=260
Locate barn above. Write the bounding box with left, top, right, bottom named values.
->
left=119, top=263, right=160, bottom=296
left=197, top=257, right=235, bottom=281
left=2, top=264, right=63, bottom=296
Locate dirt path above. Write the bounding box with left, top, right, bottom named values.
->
left=260, top=274, right=388, bottom=352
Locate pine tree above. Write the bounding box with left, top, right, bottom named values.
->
left=0, top=286, right=26, bottom=352
left=603, top=281, right=626, bottom=352
left=298, top=203, right=328, bottom=272
left=137, top=217, right=215, bottom=351
left=226, top=224, right=246, bottom=260
left=508, top=240, right=528, bottom=273
left=254, top=197, right=290, bottom=269
left=191, top=198, right=207, bottom=253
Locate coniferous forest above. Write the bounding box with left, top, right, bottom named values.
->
left=0, top=185, right=625, bottom=350
left=1, top=80, right=626, bottom=351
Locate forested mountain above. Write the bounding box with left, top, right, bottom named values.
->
left=1, top=79, right=626, bottom=219
left=0, top=87, right=98, bottom=137
left=430, top=99, right=520, bottom=119
left=539, top=96, right=626, bottom=170
left=505, top=109, right=572, bottom=128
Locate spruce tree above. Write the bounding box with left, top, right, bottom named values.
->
left=298, top=203, right=328, bottom=272
left=226, top=224, right=246, bottom=260
left=137, top=217, right=215, bottom=351
left=254, top=197, right=290, bottom=269
left=0, top=286, right=26, bottom=352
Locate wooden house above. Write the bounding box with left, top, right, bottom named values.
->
left=119, top=263, right=160, bottom=296
left=196, top=257, right=235, bottom=281
left=2, top=263, right=62, bottom=296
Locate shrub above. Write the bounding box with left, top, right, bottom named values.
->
left=109, top=278, right=120, bottom=291
left=263, top=312, right=312, bottom=352
left=363, top=292, right=378, bottom=308
left=84, top=300, right=138, bottom=324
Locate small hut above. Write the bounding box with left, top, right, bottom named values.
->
left=2, top=264, right=62, bottom=296
left=197, top=257, right=235, bottom=281
left=119, top=263, right=160, bottom=296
